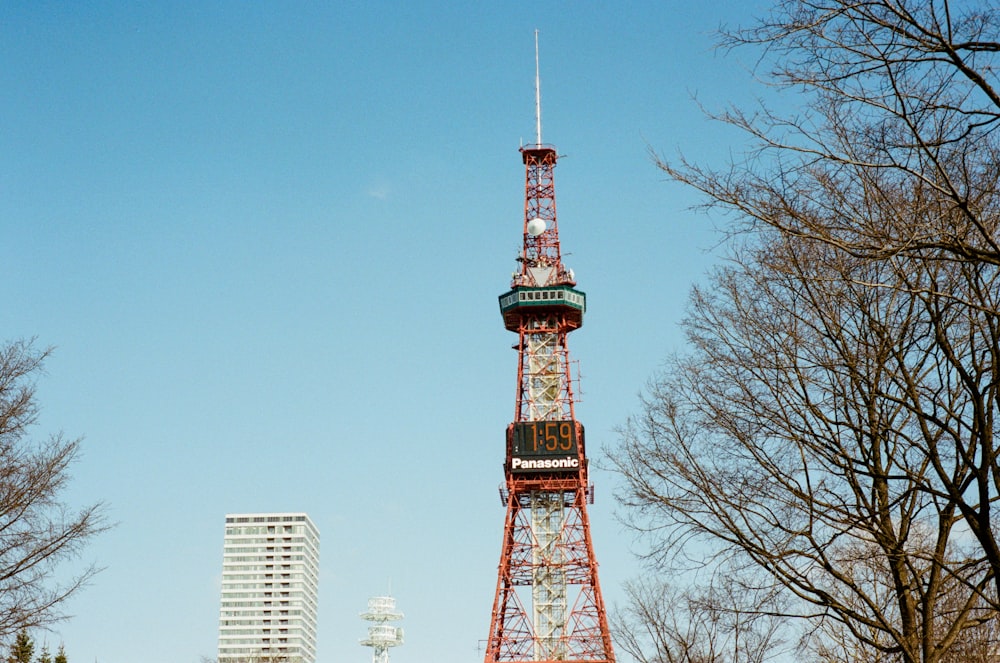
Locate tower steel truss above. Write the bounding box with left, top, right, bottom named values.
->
left=487, top=144, right=615, bottom=663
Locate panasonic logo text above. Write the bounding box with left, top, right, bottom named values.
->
left=511, top=457, right=580, bottom=470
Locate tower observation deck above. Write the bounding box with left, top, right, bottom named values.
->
left=484, top=34, right=615, bottom=663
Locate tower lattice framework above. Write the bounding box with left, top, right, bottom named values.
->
left=486, top=142, right=615, bottom=663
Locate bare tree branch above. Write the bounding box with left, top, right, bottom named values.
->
left=0, top=340, right=108, bottom=640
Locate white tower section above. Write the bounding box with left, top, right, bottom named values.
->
left=360, top=595, right=404, bottom=663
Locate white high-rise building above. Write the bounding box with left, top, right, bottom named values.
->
left=217, top=513, right=320, bottom=663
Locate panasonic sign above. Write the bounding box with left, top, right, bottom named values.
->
left=510, top=456, right=580, bottom=471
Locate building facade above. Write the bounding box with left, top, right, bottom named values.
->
left=217, top=513, right=320, bottom=663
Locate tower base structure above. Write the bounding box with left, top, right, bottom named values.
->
left=486, top=478, right=614, bottom=663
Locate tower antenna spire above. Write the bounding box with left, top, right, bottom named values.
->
left=534, top=29, right=542, bottom=146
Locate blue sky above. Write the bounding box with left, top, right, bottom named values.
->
left=2, top=3, right=768, bottom=663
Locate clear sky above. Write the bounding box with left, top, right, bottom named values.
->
left=2, top=3, right=768, bottom=663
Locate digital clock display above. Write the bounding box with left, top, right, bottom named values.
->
left=508, top=420, right=583, bottom=474
left=512, top=420, right=579, bottom=455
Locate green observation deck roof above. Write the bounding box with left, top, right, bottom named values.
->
left=498, top=285, right=586, bottom=331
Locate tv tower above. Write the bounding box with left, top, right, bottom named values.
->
left=485, top=32, right=615, bottom=663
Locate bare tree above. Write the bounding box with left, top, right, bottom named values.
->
left=613, top=2, right=1000, bottom=661
left=655, top=0, right=1000, bottom=608
left=666, top=0, right=1000, bottom=269
left=613, top=220, right=1000, bottom=663
left=796, top=537, right=1000, bottom=663
left=611, top=575, right=789, bottom=663
left=211, top=653, right=291, bottom=663
left=0, top=340, right=107, bottom=638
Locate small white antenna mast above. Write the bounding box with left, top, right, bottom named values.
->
left=360, top=594, right=404, bottom=663
left=534, top=29, right=542, bottom=146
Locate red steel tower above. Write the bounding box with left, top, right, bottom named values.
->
left=485, top=34, right=615, bottom=663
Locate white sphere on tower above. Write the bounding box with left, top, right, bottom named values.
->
left=527, top=217, right=547, bottom=236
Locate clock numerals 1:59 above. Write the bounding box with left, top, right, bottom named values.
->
left=511, top=420, right=580, bottom=457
